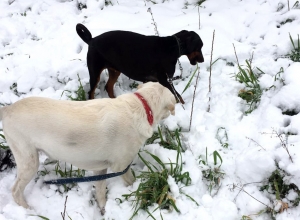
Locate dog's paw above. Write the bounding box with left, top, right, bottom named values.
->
left=100, top=207, right=106, bottom=215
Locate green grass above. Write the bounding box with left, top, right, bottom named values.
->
left=146, top=126, right=184, bottom=151
left=122, top=143, right=195, bottom=219
left=195, top=0, right=206, bottom=7
left=260, top=165, right=300, bottom=207
left=0, top=130, right=15, bottom=172
left=39, top=160, right=86, bottom=193
left=129, top=81, right=139, bottom=89
left=288, top=33, right=300, bottom=62
left=61, top=74, right=86, bottom=101
left=0, top=130, right=9, bottom=151
left=198, top=148, right=225, bottom=194
left=181, top=64, right=198, bottom=95
left=234, top=59, right=263, bottom=114
left=28, top=215, right=49, bottom=220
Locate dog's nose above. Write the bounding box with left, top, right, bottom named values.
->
left=198, top=56, right=204, bottom=63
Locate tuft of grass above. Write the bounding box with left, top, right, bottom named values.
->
left=40, top=161, right=86, bottom=193
left=287, top=33, right=300, bottom=62
left=122, top=143, right=194, bottom=219
left=260, top=164, right=300, bottom=210
left=0, top=130, right=9, bottom=151
left=0, top=130, right=15, bottom=172
left=146, top=126, right=184, bottom=151
left=198, top=148, right=225, bottom=195
left=216, top=127, right=229, bottom=148
left=77, top=2, right=87, bottom=10
left=61, top=74, right=86, bottom=101
left=195, top=0, right=206, bottom=7
left=279, top=18, right=294, bottom=25
left=10, top=82, right=21, bottom=97
left=292, top=1, right=300, bottom=9
left=129, top=81, right=139, bottom=89
left=234, top=59, right=263, bottom=114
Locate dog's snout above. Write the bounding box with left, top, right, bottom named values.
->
left=198, top=55, right=204, bottom=63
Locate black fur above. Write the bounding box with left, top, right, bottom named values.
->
left=76, top=23, right=204, bottom=103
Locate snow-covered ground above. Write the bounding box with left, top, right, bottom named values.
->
left=1, top=0, right=300, bottom=219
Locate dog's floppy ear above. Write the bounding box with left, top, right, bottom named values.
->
left=167, top=95, right=176, bottom=115
left=168, top=103, right=175, bottom=115
left=137, top=84, right=143, bottom=89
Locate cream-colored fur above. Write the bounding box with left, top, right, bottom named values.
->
left=0, top=82, right=176, bottom=214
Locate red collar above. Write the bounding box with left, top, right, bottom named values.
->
left=134, top=93, right=153, bottom=126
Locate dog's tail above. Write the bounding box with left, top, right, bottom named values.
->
left=76, top=23, right=92, bottom=44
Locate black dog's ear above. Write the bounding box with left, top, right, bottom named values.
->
left=185, top=31, right=202, bottom=54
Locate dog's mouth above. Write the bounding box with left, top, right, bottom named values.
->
left=187, top=52, right=204, bottom=65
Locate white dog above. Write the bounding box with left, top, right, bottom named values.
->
left=0, top=82, right=176, bottom=214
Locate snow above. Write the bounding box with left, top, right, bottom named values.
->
left=1, top=0, right=300, bottom=219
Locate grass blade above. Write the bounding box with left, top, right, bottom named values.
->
left=181, top=64, right=198, bottom=95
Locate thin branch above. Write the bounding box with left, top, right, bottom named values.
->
left=272, top=129, right=293, bottom=163
left=207, top=30, right=215, bottom=112
left=61, top=195, right=68, bottom=220
left=246, top=136, right=266, bottom=151
left=198, top=6, right=200, bottom=30
left=147, top=7, right=159, bottom=36
left=231, top=184, right=273, bottom=211
left=189, top=68, right=201, bottom=131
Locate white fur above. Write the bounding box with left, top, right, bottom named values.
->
left=0, top=82, right=176, bottom=214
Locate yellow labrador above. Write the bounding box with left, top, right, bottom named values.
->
left=0, top=82, right=175, bottom=214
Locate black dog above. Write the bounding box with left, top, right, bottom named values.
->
left=76, top=23, right=204, bottom=103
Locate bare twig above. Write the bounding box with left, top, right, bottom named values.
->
left=246, top=137, right=266, bottom=151
left=230, top=184, right=273, bottom=211
left=198, top=6, right=200, bottom=30
left=189, top=68, right=201, bottom=131
left=272, top=129, right=293, bottom=163
left=61, top=195, right=68, bottom=220
left=261, top=128, right=293, bottom=163
left=231, top=181, right=263, bottom=202
left=147, top=8, right=159, bottom=36
left=207, top=30, right=215, bottom=112
left=288, top=0, right=290, bottom=11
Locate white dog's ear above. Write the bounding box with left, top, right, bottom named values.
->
left=167, top=95, right=176, bottom=115
left=168, top=103, right=175, bottom=115
left=137, top=84, right=143, bottom=89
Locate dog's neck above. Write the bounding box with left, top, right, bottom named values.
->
left=134, top=93, right=153, bottom=126
left=173, top=35, right=185, bottom=57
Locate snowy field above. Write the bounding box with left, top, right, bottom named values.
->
left=1, top=0, right=300, bottom=219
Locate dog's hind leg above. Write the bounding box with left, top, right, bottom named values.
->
left=87, top=51, right=105, bottom=99
left=10, top=142, right=39, bottom=208
left=105, top=68, right=121, bottom=98
left=94, top=169, right=107, bottom=215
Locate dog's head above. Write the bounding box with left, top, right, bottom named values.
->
left=137, top=82, right=176, bottom=122
left=174, top=30, right=204, bottom=65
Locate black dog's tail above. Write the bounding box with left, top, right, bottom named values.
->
left=76, top=23, right=92, bottom=44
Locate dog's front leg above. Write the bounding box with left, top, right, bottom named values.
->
left=158, top=74, right=185, bottom=104
left=121, top=167, right=135, bottom=186
left=94, top=169, right=107, bottom=215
